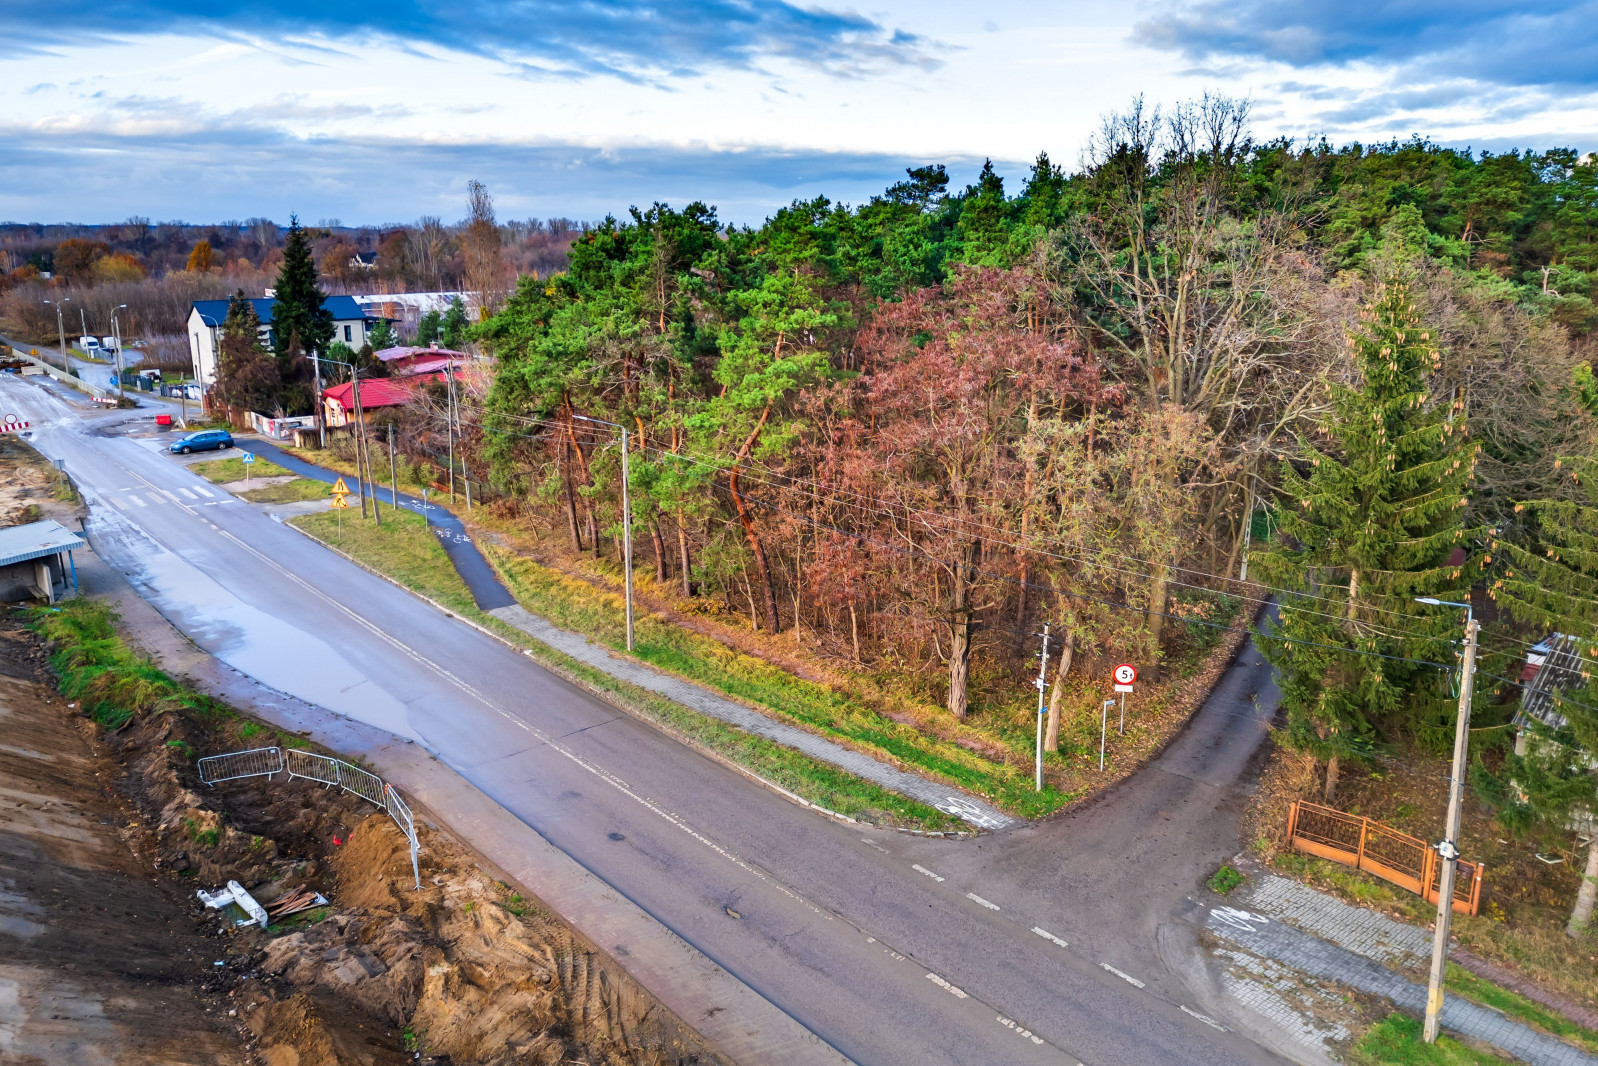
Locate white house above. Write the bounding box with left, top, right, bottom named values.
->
left=187, top=294, right=375, bottom=386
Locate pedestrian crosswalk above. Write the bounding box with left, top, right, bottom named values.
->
left=92, top=486, right=230, bottom=511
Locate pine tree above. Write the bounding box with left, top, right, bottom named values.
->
left=1254, top=278, right=1480, bottom=801
left=440, top=296, right=469, bottom=349
left=1485, top=447, right=1598, bottom=935
left=271, top=215, right=334, bottom=363
left=214, top=291, right=279, bottom=413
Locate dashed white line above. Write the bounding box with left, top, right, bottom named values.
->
left=1101, top=963, right=1145, bottom=989
left=996, top=1016, right=1045, bottom=1044
left=926, top=972, right=968, bottom=999
left=965, top=892, right=1000, bottom=911
left=1032, top=926, right=1068, bottom=948
left=912, top=864, right=945, bottom=883
left=1181, top=1005, right=1228, bottom=1032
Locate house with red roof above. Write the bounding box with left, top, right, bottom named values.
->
left=321, top=373, right=441, bottom=428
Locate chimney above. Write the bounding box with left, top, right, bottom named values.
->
left=430, top=340, right=438, bottom=350
left=263, top=287, right=276, bottom=298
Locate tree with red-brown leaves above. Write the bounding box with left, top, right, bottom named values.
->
left=812, top=266, right=1103, bottom=720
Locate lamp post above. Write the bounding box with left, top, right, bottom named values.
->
left=572, top=413, right=634, bottom=652
left=1414, top=595, right=1479, bottom=1044
left=112, top=304, right=128, bottom=403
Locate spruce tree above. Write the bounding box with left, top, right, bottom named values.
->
left=214, top=290, right=280, bottom=413
left=440, top=295, right=469, bottom=348
left=272, top=215, right=334, bottom=363
left=1254, top=278, right=1480, bottom=801
left=1484, top=448, right=1598, bottom=935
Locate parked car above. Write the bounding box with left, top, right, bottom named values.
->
left=169, top=429, right=233, bottom=454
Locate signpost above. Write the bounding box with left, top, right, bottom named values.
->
left=329, top=476, right=351, bottom=537
left=1033, top=625, right=1050, bottom=793
left=241, top=451, right=255, bottom=487
left=1113, top=663, right=1136, bottom=735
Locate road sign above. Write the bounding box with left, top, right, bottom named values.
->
left=329, top=494, right=350, bottom=510
left=242, top=452, right=255, bottom=464
left=1113, top=663, right=1137, bottom=693
left=331, top=477, right=350, bottom=496
left=1, top=414, right=29, bottom=433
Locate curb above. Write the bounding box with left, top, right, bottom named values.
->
left=281, top=519, right=973, bottom=839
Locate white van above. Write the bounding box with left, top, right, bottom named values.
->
left=78, top=335, right=101, bottom=353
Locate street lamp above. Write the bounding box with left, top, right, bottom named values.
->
left=111, top=304, right=128, bottom=402
left=572, top=413, right=635, bottom=652
left=1413, top=595, right=1479, bottom=1044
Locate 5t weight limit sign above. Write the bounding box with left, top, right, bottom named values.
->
left=1113, top=663, right=1136, bottom=692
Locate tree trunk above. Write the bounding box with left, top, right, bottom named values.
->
left=561, top=444, right=583, bottom=552
left=562, top=403, right=600, bottom=551
left=1569, top=835, right=1598, bottom=938
left=727, top=405, right=780, bottom=634
left=1145, top=563, right=1169, bottom=674
left=849, top=603, right=861, bottom=665
left=676, top=519, right=695, bottom=597
left=1045, top=627, right=1075, bottom=752
left=947, top=539, right=978, bottom=721
left=650, top=520, right=668, bottom=583
left=1324, top=755, right=1340, bottom=804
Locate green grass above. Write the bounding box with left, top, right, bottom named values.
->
left=1208, top=864, right=1245, bottom=894
left=27, top=599, right=235, bottom=730
left=484, top=547, right=1078, bottom=819
left=190, top=455, right=292, bottom=482
left=240, top=478, right=333, bottom=504
left=1445, top=964, right=1598, bottom=1053
left=1351, top=1014, right=1509, bottom=1065
left=288, top=509, right=959, bottom=831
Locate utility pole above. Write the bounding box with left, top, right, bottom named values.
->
left=621, top=425, right=634, bottom=652
left=446, top=365, right=457, bottom=503
left=351, top=375, right=369, bottom=519
left=78, top=305, right=87, bottom=339
left=1416, top=597, right=1478, bottom=1044
left=45, top=299, right=70, bottom=371
left=1033, top=625, right=1050, bottom=792
left=1238, top=477, right=1256, bottom=582
left=1100, top=699, right=1115, bottom=771
left=112, top=304, right=127, bottom=405
left=389, top=422, right=399, bottom=508
left=312, top=353, right=326, bottom=448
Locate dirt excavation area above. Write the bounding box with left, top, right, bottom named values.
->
left=0, top=608, right=720, bottom=1066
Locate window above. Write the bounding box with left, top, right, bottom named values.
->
left=344, top=324, right=352, bottom=342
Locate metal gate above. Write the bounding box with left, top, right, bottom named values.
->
left=1287, top=800, right=1484, bottom=916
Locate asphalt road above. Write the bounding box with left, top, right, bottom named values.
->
left=2, top=374, right=1289, bottom=1066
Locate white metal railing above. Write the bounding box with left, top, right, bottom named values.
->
left=197, top=744, right=420, bottom=889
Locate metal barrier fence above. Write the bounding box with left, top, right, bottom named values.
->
left=198, top=745, right=420, bottom=889
left=1287, top=800, right=1484, bottom=916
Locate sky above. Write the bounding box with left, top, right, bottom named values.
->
left=2, top=0, right=1595, bottom=226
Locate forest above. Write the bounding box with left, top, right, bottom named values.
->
left=454, top=96, right=1598, bottom=888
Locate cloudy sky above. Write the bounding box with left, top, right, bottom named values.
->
left=3, top=0, right=1595, bottom=226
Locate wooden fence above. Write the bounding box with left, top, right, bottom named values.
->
left=1287, top=800, right=1485, bottom=916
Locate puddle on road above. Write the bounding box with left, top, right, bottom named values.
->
left=128, top=548, right=419, bottom=742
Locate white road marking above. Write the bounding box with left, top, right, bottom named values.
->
left=1032, top=926, right=1068, bottom=948
left=1210, top=906, right=1269, bottom=934
left=160, top=490, right=180, bottom=503
left=178, top=488, right=196, bottom=499
left=1101, top=963, right=1145, bottom=989
left=996, top=1016, right=1045, bottom=1044
left=130, top=495, right=146, bottom=507
left=926, top=972, right=967, bottom=999
left=911, top=864, right=945, bottom=883
left=1181, top=1005, right=1228, bottom=1031
left=965, top=892, right=999, bottom=911
left=145, top=493, right=165, bottom=505
left=110, top=496, right=127, bottom=510
left=192, top=486, right=213, bottom=497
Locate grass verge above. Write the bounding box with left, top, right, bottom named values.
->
left=483, top=546, right=1077, bottom=820
left=1445, top=964, right=1598, bottom=1054
left=1350, top=1014, right=1509, bottom=1065
left=241, top=478, right=333, bottom=504
left=191, top=455, right=292, bottom=482
left=288, top=508, right=957, bottom=831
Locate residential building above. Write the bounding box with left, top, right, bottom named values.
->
left=376, top=343, right=470, bottom=376
left=321, top=374, right=441, bottom=428
left=187, top=294, right=376, bottom=386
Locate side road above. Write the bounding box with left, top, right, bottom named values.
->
left=242, top=437, right=1013, bottom=830
left=73, top=547, right=847, bottom=1066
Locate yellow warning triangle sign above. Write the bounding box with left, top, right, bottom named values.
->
left=330, top=477, right=350, bottom=495
left=329, top=494, right=350, bottom=509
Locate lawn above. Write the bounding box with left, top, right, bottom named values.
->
left=241, top=478, right=333, bottom=504
left=288, top=509, right=957, bottom=831
left=191, top=455, right=292, bottom=482
left=1351, top=1013, right=1511, bottom=1065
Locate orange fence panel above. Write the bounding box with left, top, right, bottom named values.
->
left=1286, top=801, right=1482, bottom=916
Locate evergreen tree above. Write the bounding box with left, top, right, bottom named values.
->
left=1484, top=445, right=1598, bottom=935
left=414, top=309, right=441, bottom=345
left=366, top=318, right=396, bottom=351
left=440, top=295, right=469, bottom=349
left=213, top=290, right=279, bottom=413
left=271, top=215, right=334, bottom=363
left=1254, top=278, right=1480, bottom=801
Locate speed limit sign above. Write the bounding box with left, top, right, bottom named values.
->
left=1113, top=663, right=1137, bottom=692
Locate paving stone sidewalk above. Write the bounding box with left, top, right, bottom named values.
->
left=487, top=604, right=1015, bottom=831
left=1187, top=874, right=1598, bottom=1066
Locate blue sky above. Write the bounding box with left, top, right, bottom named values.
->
left=2, top=0, right=1594, bottom=226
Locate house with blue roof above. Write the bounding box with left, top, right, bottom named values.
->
left=186, top=293, right=375, bottom=388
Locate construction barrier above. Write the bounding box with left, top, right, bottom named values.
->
left=198, top=745, right=421, bottom=889
left=1287, top=800, right=1484, bottom=916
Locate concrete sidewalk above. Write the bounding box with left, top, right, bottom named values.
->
left=72, top=548, right=848, bottom=1066
left=1184, top=871, right=1598, bottom=1066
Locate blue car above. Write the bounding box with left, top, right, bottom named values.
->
left=169, top=429, right=234, bottom=455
